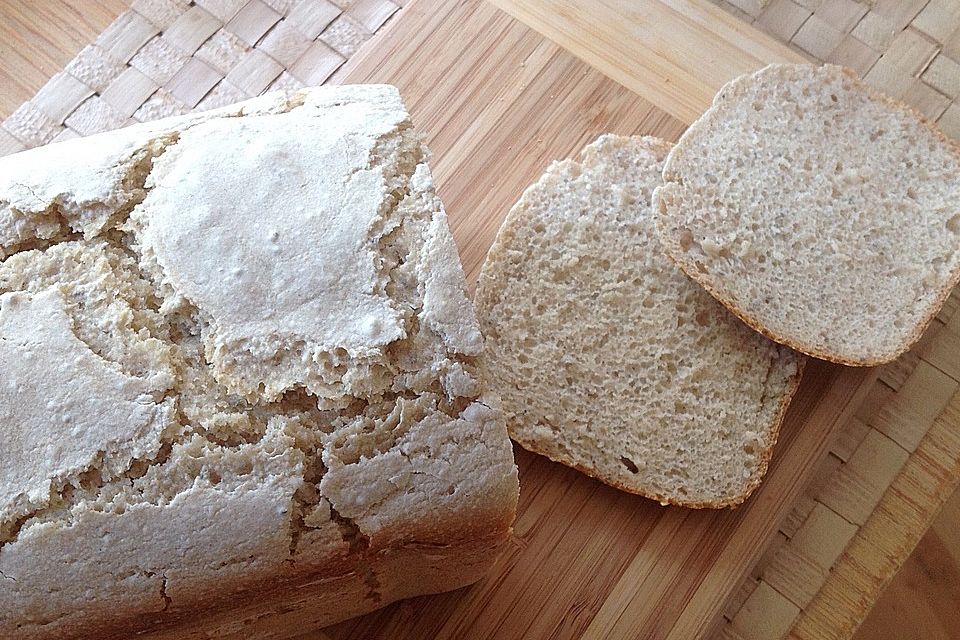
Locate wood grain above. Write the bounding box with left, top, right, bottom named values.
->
left=789, top=390, right=960, bottom=640
left=0, top=0, right=126, bottom=118
left=780, top=302, right=960, bottom=639
left=489, top=0, right=804, bottom=123
left=317, top=2, right=875, bottom=636
left=721, top=0, right=960, bottom=139
left=931, top=483, right=960, bottom=567
left=854, top=517, right=960, bottom=640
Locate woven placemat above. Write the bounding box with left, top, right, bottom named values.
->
left=0, top=2, right=959, bottom=640
left=718, top=298, right=960, bottom=640
left=714, top=0, right=960, bottom=139
left=0, top=0, right=403, bottom=155
left=710, top=2, right=960, bottom=639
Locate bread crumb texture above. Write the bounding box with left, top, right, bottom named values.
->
left=0, top=86, right=518, bottom=638
left=475, top=135, right=803, bottom=508
left=654, top=63, right=960, bottom=365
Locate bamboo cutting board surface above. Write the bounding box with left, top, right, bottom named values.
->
left=321, top=1, right=872, bottom=637
left=7, top=0, right=957, bottom=638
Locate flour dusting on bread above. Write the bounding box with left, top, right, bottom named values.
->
left=0, top=86, right=518, bottom=638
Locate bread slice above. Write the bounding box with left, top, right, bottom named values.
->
left=653, top=63, right=960, bottom=366
left=474, top=135, right=804, bottom=508
left=0, top=85, right=519, bottom=639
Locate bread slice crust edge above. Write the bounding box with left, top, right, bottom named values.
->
left=653, top=64, right=960, bottom=366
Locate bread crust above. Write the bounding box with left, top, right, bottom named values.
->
left=34, top=533, right=511, bottom=640
left=0, top=86, right=519, bottom=638
left=654, top=64, right=960, bottom=366
left=509, top=350, right=806, bottom=509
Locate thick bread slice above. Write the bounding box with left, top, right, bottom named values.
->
left=653, top=63, right=960, bottom=365
left=474, top=135, right=804, bottom=508
left=0, top=85, right=519, bottom=639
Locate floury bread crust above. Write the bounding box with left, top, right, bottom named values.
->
left=0, top=86, right=519, bottom=638
left=653, top=63, right=960, bottom=366
left=474, top=135, right=803, bottom=508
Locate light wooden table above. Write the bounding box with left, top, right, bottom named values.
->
left=0, top=1, right=957, bottom=639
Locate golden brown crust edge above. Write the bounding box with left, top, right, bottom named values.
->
left=655, top=208, right=957, bottom=367
left=477, top=132, right=805, bottom=509
left=508, top=355, right=806, bottom=510
left=655, top=63, right=960, bottom=367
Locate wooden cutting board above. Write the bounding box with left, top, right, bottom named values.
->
left=305, top=1, right=878, bottom=638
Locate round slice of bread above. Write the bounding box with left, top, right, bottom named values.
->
left=475, top=134, right=804, bottom=508
left=653, top=63, right=960, bottom=366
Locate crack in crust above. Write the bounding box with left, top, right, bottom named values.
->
left=0, top=133, right=186, bottom=548
left=0, top=204, right=82, bottom=258
left=157, top=574, right=171, bottom=612
left=329, top=502, right=381, bottom=603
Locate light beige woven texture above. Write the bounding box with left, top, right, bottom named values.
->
left=716, top=0, right=960, bottom=139
left=0, top=2, right=958, bottom=640
left=0, top=0, right=404, bottom=156
left=710, top=2, right=960, bottom=639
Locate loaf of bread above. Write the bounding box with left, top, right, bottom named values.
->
left=654, top=63, right=960, bottom=365
left=0, top=85, right=519, bottom=638
left=474, top=134, right=803, bottom=508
